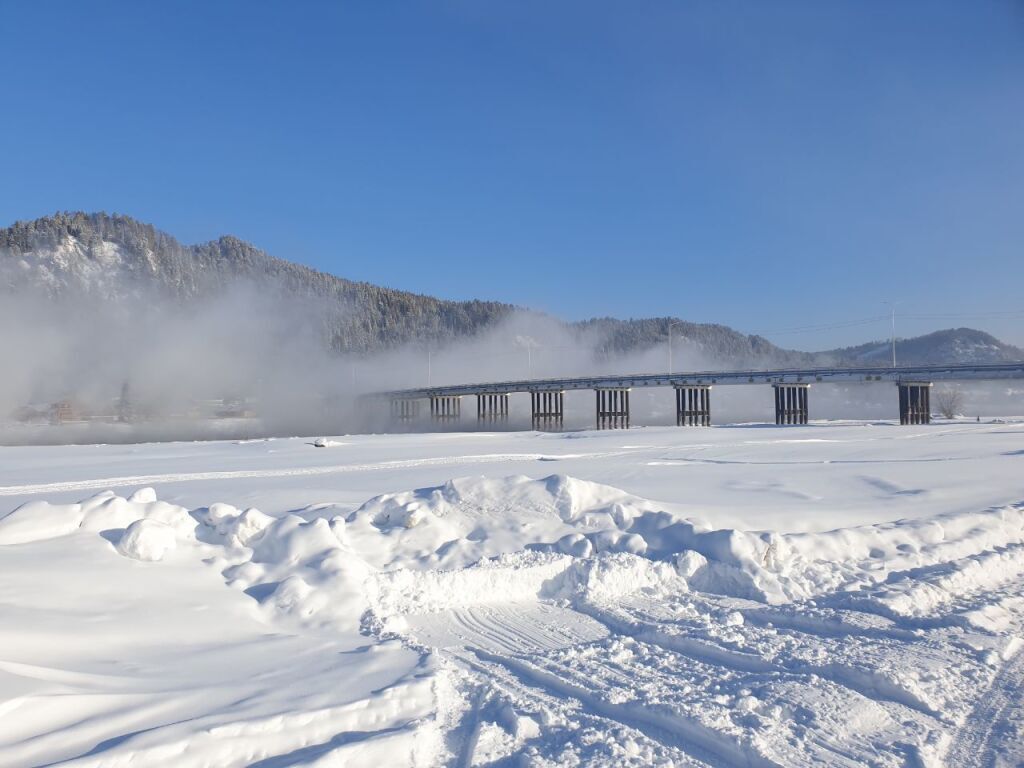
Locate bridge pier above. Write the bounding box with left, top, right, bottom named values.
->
left=596, top=388, right=630, bottom=430
left=390, top=397, right=420, bottom=422
left=675, top=385, right=711, bottom=426
left=773, top=383, right=809, bottom=425
left=531, top=390, right=564, bottom=430
left=477, top=393, right=510, bottom=424
left=430, top=395, right=461, bottom=424
left=898, top=382, right=932, bottom=425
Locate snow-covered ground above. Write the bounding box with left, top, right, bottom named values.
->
left=1, top=420, right=1022, bottom=766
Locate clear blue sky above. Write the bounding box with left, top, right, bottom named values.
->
left=2, top=1, right=1023, bottom=349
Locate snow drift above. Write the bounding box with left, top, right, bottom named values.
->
left=3, top=469, right=1024, bottom=766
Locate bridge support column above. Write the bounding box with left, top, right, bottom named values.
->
left=531, top=390, right=564, bottom=430
left=773, top=384, right=809, bottom=425
left=390, top=397, right=420, bottom=422
left=675, top=385, right=711, bottom=426
left=898, top=382, right=932, bottom=425
left=429, top=395, right=461, bottom=424
left=596, top=388, right=630, bottom=430
left=477, top=393, right=510, bottom=424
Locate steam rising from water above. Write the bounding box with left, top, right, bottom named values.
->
left=0, top=284, right=1019, bottom=445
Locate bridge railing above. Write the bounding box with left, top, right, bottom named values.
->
left=366, top=362, right=1024, bottom=431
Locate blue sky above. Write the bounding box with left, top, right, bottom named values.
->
left=2, top=1, right=1023, bottom=349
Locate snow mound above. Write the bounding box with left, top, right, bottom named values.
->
left=374, top=551, right=574, bottom=616
left=347, top=475, right=1024, bottom=607
left=343, top=474, right=666, bottom=571
left=7, top=475, right=1024, bottom=621
left=7, top=475, right=1024, bottom=631
left=117, top=518, right=177, bottom=561
left=195, top=502, right=275, bottom=547
left=0, top=487, right=193, bottom=545
left=312, top=437, right=345, bottom=448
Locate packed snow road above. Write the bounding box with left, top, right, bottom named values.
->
left=0, top=420, right=1022, bottom=766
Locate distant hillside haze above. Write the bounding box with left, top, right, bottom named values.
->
left=2, top=211, right=1022, bottom=367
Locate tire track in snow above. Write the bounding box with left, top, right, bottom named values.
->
left=446, top=648, right=709, bottom=766
left=449, top=687, right=487, bottom=768
left=410, top=606, right=723, bottom=764
left=464, top=605, right=602, bottom=653
left=451, top=608, right=527, bottom=656
left=0, top=451, right=625, bottom=497
left=411, top=600, right=937, bottom=763
left=407, top=604, right=607, bottom=655
left=577, top=601, right=942, bottom=717
left=944, top=642, right=1024, bottom=768
left=470, top=650, right=781, bottom=768
left=821, top=542, right=1024, bottom=634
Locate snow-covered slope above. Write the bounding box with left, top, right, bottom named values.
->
left=0, top=211, right=516, bottom=354
left=1, top=422, right=1023, bottom=766
left=825, top=327, right=1024, bottom=366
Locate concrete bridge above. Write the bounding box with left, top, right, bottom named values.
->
left=377, top=362, right=1024, bottom=430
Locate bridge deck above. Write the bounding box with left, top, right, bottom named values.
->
left=378, top=362, right=1024, bottom=399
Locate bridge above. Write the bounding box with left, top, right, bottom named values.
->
left=376, top=362, right=1024, bottom=429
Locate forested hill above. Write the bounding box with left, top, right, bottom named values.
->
left=0, top=212, right=516, bottom=353
left=2, top=212, right=1020, bottom=366
left=825, top=328, right=1024, bottom=366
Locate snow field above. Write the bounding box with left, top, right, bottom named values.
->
left=0, top=423, right=1022, bottom=766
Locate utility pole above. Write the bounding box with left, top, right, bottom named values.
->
left=884, top=302, right=899, bottom=368
left=668, top=320, right=684, bottom=375
left=517, top=336, right=538, bottom=377
left=890, top=308, right=896, bottom=368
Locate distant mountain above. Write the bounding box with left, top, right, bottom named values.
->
left=0, top=212, right=805, bottom=364
left=823, top=328, right=1024, bottom=367
left=0, top=212, right=515, bottom=354
left=2, top=212, right=1020, bottom=368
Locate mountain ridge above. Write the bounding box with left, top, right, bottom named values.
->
left=3, top=211, right=1021, bottom=367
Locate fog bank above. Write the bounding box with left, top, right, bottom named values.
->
left=2, top=286, right=1020, bottom=445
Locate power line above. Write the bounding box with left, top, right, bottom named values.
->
left=749, top=315, right=889, bottom=336
left=750, top=309, right=1024, bottom=337
left=901, top=310, right=1024, bottom=320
